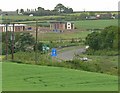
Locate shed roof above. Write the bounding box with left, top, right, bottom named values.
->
left=0, top=24, right=26, bottom=27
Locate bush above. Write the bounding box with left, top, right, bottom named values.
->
left=86, top=49, right=118, bottom=56
left=5, top=50, right=117, bottom=76
left=2, top=42, right=12, bottom=55
left=15, top=33, right=35, bottom=52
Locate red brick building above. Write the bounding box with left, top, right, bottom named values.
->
left=50, top=22, right=74, bottom=31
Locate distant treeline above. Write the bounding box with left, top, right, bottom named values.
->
left=15, top=3, right=118, bottom=20
left=17, top=3, right=73, bottom=16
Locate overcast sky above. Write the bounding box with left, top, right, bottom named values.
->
left=1, top=0, right=119, bottom=11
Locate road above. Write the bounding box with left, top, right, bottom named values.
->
left=56, top=46, right=85, bottom=61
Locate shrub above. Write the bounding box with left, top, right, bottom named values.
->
left=86, top=49, right=118, bottom=56
left=5, top=50, right=117, bottom=76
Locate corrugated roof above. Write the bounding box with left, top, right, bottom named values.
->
left=0, top=24, right=26, bottom=27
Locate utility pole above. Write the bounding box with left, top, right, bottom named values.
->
left=35, top=21, right=38, bottom=64
left=11, top=23, right=15, bottom=60
left=5, top=13, right=9, bottom=60
left=5, top=22, right=8, bottom=60
left=83, top=8, right=86, bottom=12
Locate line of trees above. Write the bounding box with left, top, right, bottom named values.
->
left=2, top=32, right=44, bottom=55
left=17, top=3, right=73, bottom=16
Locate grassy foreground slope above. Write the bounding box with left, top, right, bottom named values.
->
left=2, top=62, right=118, bottom=91
left=0, top=62, right=2, bottom=92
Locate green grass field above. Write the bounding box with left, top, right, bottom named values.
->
left=74, top=19, right=118, bottom=30
left=1, top=15, right=118, bottom=30
left=30, top=19, right=118, bottom=41
left=1, top=15, right=64, bottom=22
left=2, top=62, right=118, bottom=91
left=35, top=31, right=91, bottom=41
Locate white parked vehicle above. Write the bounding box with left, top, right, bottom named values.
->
left=80, top=57, right=88, bottom=61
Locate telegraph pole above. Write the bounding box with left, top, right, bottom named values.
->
left=35, top=21, right=38, bottom=64
left=5, top=13, right=9, bottom=60
left=5, top=20, right=8, bottom=60
left=11, top=23, right=15, bottom=60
